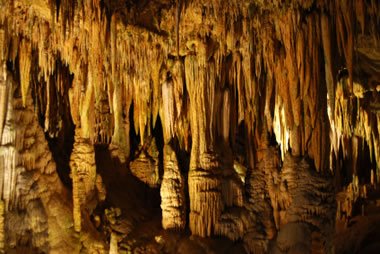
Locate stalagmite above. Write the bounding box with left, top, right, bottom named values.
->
left=0, top=67, right=105, bottom=251
left=0, top=200, right=4, bottom=253
left=274, top=154, right=335, bottom=253
left=109, top=233, right=118, bottom=254
left=185, top=51, right=234, bottom=238
left=70, top=131, right=97, bottom=232
left=0, top=0, right=379, bottom=253
left=160, top=145, right=186, bottom=230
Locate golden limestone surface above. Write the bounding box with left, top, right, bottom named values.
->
left=0, top=0, right=379, bottom=253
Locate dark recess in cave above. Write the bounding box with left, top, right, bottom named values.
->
left=128, top=101, right=140, bottom=161
left=94, top=144, right=162, bottom=224
left=356, top=139, right=376, bottom=185
left=153, top=114, right=164, bottom=180
left=30, top=56, right=75, bottom=187
left=93, top=101, right=163, bottom=224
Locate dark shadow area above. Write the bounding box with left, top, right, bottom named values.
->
left=356, top=139, right=376, bottom=185
left=128, top=102, right=140, bottom=161
left=335, top=137, right=377, bottom=191
left=94, top=103, right=162, bottom=228
left=94, top=144, right=161, bottom=231
left=153, top=115, right=164, bottom=180
left=30, top=53, right=75, bottom=187
left=233, top=121, right=248, bottom=166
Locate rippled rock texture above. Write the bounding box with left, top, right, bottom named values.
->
left=0, top=0, right=379, bottom=253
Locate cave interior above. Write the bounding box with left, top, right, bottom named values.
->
left=0, top=0, right=380, bottom=253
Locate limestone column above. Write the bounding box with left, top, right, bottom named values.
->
left=185, top=52, right=224, bottom=237
left=70, top=131, right=97, bottom=232
left=160, top=66, right=186, bottom=230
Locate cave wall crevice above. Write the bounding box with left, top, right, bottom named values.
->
left=0, top=0, right=379, bottom=253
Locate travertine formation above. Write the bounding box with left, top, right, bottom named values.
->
left=0, top=0, right=379, bottom=253
left=160, top=144, right=186, bottom=230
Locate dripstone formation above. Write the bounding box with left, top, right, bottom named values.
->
left=0, top=0, right=379, bottom=253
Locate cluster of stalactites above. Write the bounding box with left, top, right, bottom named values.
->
left=0, top=0, right=379, bottom=250
left=0, top=0, right=171, bottom=153
left=1, top=0, right=379, bottom=168
left=326, top=1, right=380, bottom=176
left=329, top=77, right=380, bottom=178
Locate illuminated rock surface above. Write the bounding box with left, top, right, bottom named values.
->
left=0, top=0, right=379, bottom=253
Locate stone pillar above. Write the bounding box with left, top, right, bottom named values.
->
left=70, top=132, right=97, bottom=232
left=185, top=53, right=224, bottom=237
left=160, top=63, right=186, bottom=230
left=160, top=145, right=186, bottom=230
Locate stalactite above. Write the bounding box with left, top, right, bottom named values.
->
left=0, top=71, right=8, bottom=142
left=19, top=39, right=32, bottom=107
left=0, top=30, right=8, bottom=142
left=80, top=69, right=95, bottom=140
left=10, top=0, right=372, bottom=174
left=162, top=79, right=175, bottom=142
left=0, top=0, right=379, bottom=252
left=274, top=99, right=289, bottom=160
left=221, top=88, right=231, bottom=143
left=330, top=71, right=380, bottom=176
left=321, top=13, right=335, bottom=119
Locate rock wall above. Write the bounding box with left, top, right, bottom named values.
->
left=0, top=0, right=379, bottom=253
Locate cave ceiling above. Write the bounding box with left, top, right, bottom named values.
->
left=0, top=0, right=379, bottom=253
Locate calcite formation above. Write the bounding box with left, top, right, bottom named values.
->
left=70, top=131, right=105, bottom=232
left=160, top=144, right=186, bottom=230
left=0, top=0, right=379, bottom=253
left=0, top=73, right=105, bottom=252
left=129, top=136, right=160, bottom=188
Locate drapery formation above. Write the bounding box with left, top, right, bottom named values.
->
left=0, top=0, right=379, bottom=253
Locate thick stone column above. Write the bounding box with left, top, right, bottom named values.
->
left=160, top=63, right=186, bottom=230
left=185, top=53, right=224, bottom=237
left=70, top=132, right=98, bottom=232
